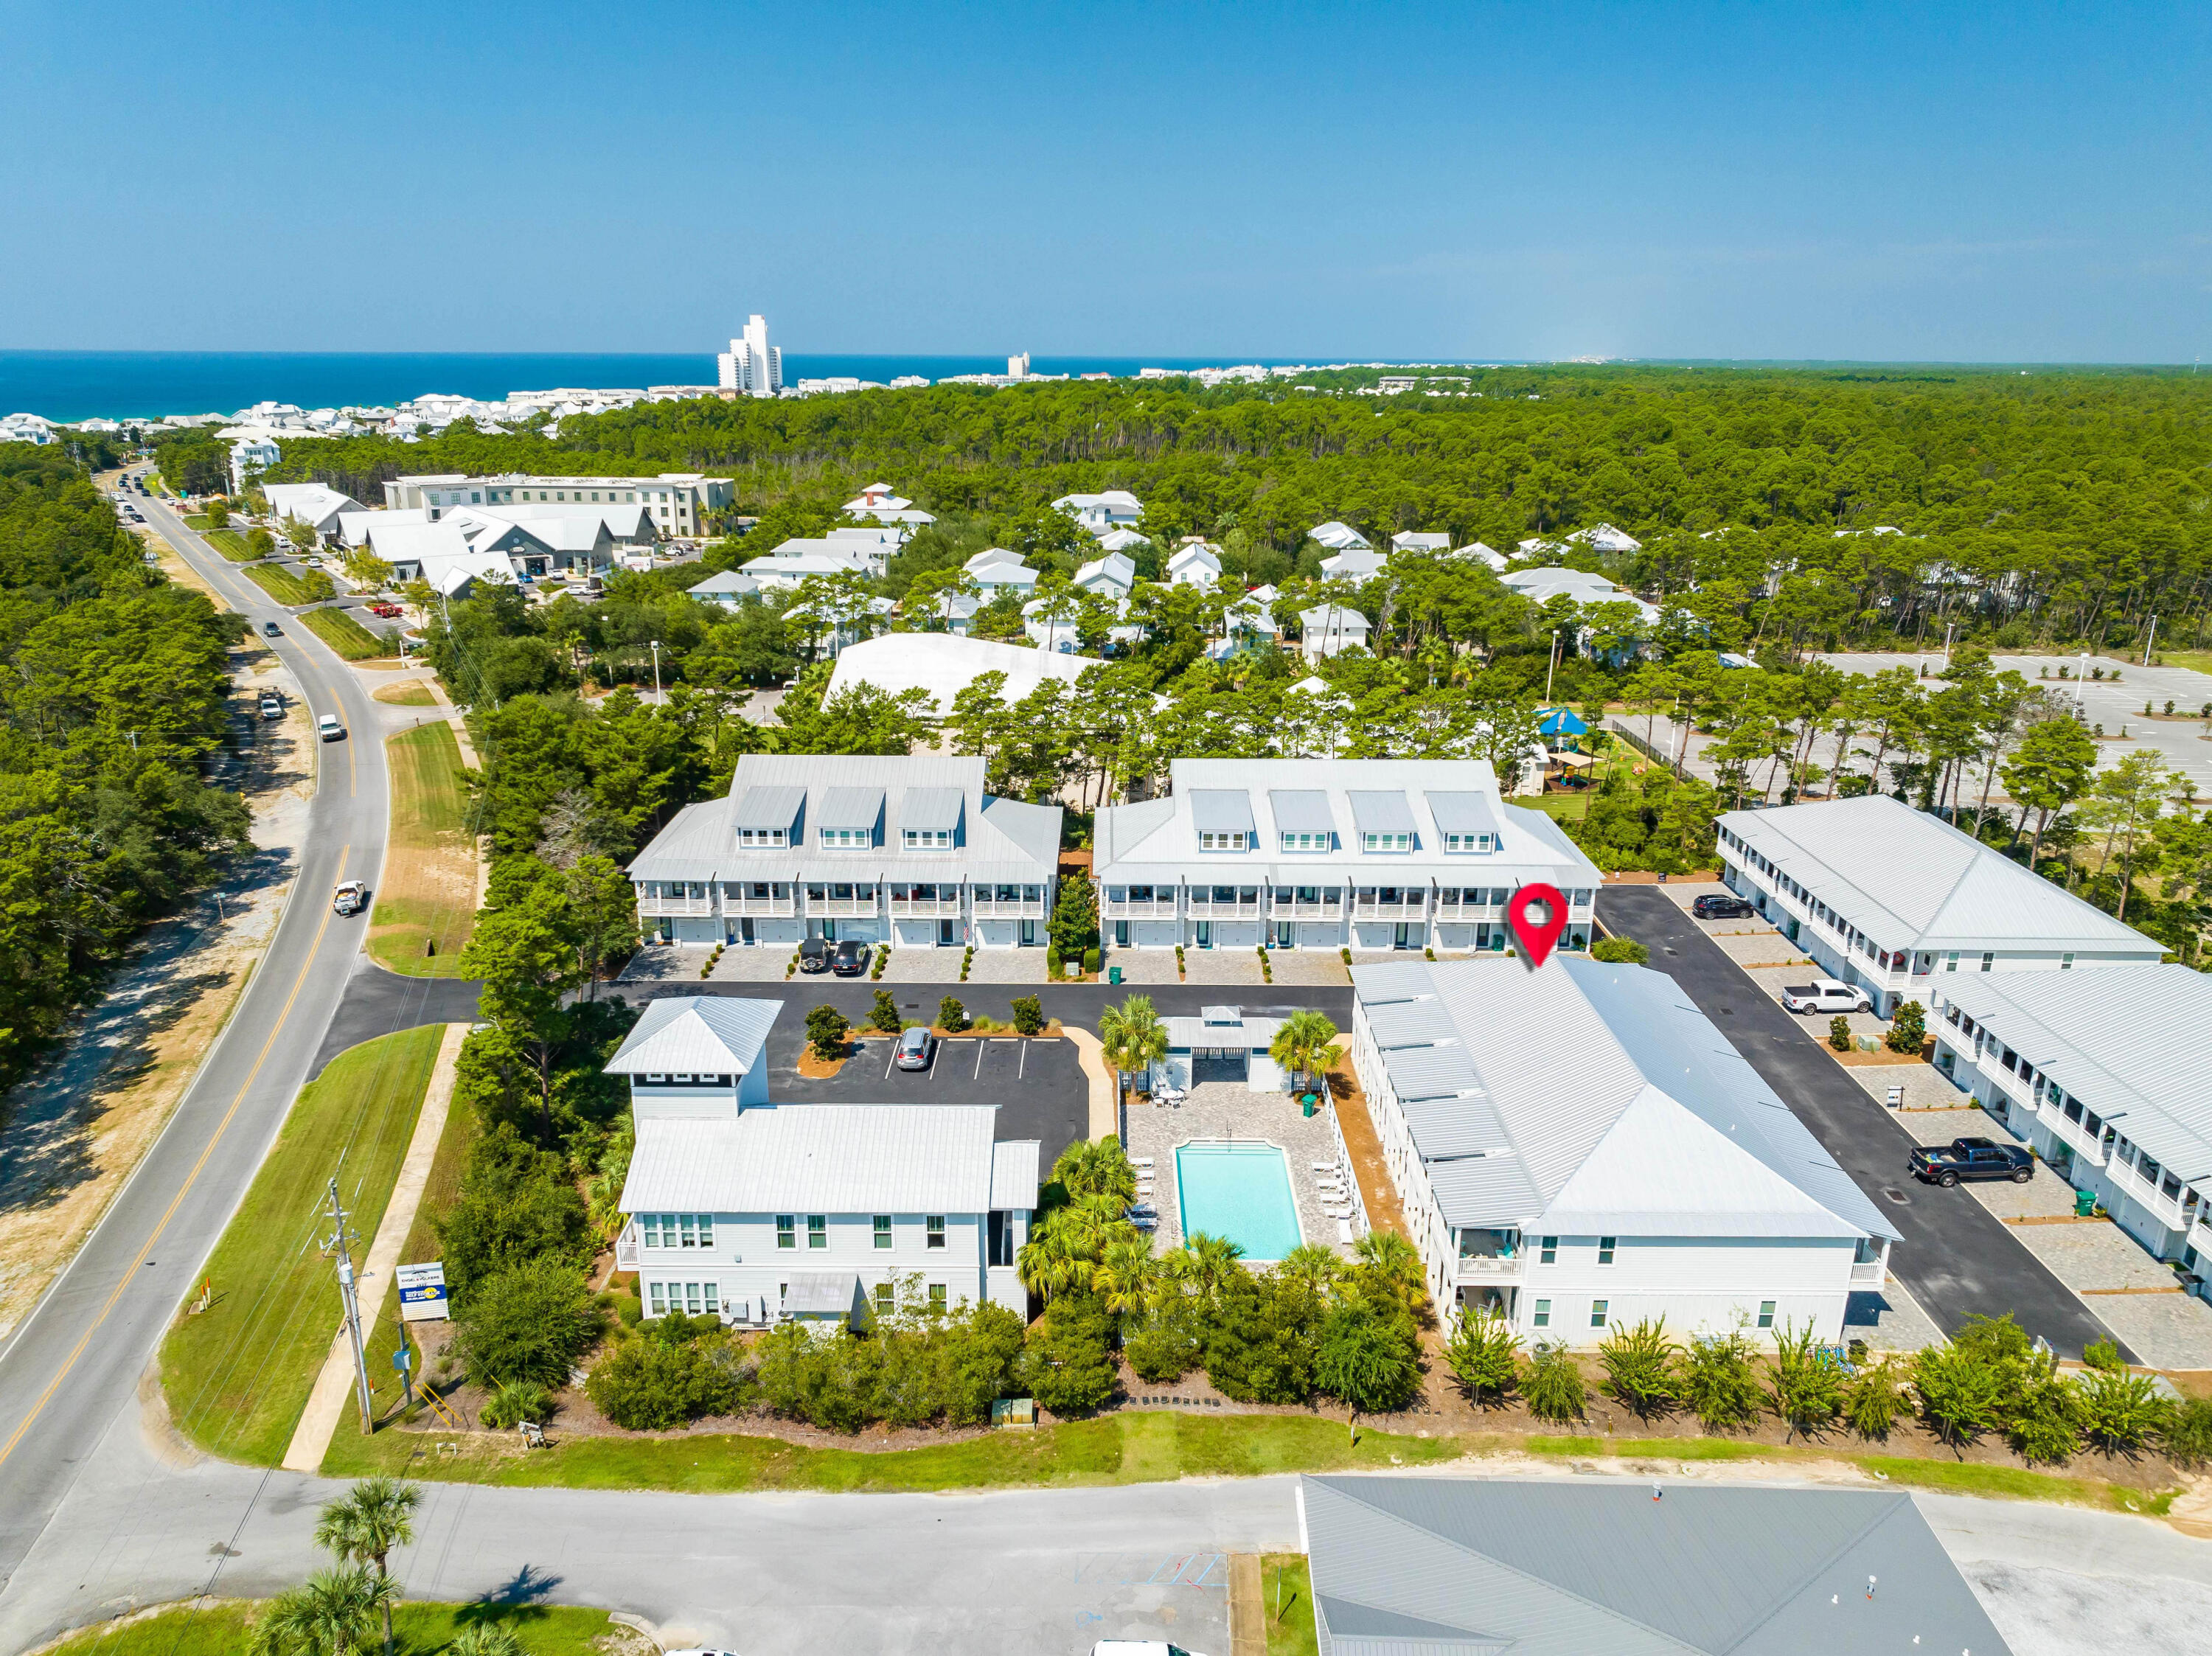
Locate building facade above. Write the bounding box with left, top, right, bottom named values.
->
left=1093, top=758, right=1601, bottom=955
left=608, top=997, right=1037, bottom=1324
left=382, top=471, right=732, bottom=537
left=717, top=314, right=782, bottom=398
left=1351, top=957, right=1896, bottom=1341
left=627, top=754, right=1062, bottom=949
left=1717, top=795, right=2163, bottom=1015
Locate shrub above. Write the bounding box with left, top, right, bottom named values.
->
left=754, top=1324, right=877, bottom=1433
left=1082, top=947, right=1101, bottom=973
left=1912, top=1342, right=2012, bottom=1450
left=1443, top=1310, right=1520, bottom=1408
left=1206, top=1269, right=1324, bottom=1405
left=938, top=995, right=969, bottom=1032
left=450, top=1259, right=599, bottom=1390
left=1521, top=1343, right=1586, bottom=1421
left=1010, top=995, right=1045, bottom=1036
left=434, top=1122, right=593, bottom=1297
left=1126, top=1295, right=1206, bottom=1383
left=2164, top=1396, right=2212, bottom=1469
left=587, top=1332, right=745, bottom=1430
left=805, top=1003, right=850, bottom=1060
left=2076, top=1366, right=2171, bottom=1453
left=613, top=1292, right=643, bottom=1327
left=2082, top=1338, right=2124, bottom=1373
left=2009, top=1368, right=2086, bottom=1464
left=1766, top=1321, right=1843, bottom=1441
left=1317, top=1301, right=1422, bottom=1415
left=1842, top=1357, right=1908, bottom=1439
left=1828, top=1015, right=1852, bottom=1052
left=1590, top=935, right=1649, bottom=964
left=1885, top=1000, right=1927, bottom=1054
left=1684, top=1329, right=1762, bottom=1430
left=246, top=526, right=274, bottom=557
left=870, top=989, right=902, bottom=1034
left=479, top=1380, right=551, bottom=1430
left=1021, top=1293, right=1119, bottom=1415
left=1598, top=1317, right=1681, bottom=1419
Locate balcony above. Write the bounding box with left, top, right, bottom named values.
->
left=637, top=897, right=714, bottom=917
left=807, top=896, right=881, bottom=918
left=1104, top=897, right=1178, bottom=919
left=723, top=894, right=796, bottom=916
left=972, top=898, right=1046, bottom=919
left=1269, top=897, right=1344, bottom=919
left=1849, top=1259, right=1886, bottom=1287
left=2037, top=1102, right=2107, bottom=1169
left=1187, top=897, right=1263, bottom=918
left=616, top=1220, right=640, bottom=1270
left=1433, top=899, right=1500, bottom=918
left=888, top=896, right=964, bottom=917
left=1455, top=1255, right=1526, bottom=1282
left=1352, top=898, right=1428, bottom=920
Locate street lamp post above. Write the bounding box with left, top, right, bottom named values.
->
left=650, top=639, right=662, bottom=702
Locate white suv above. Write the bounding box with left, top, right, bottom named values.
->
left=1781, top=978, right=1871, bottom=1015
left=317, top=713, right=344, bottom=742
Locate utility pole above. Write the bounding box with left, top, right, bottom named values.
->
left=650, top=639, right=662, bottom=702
left=1545, top=629, right=1560, bottom=703
left=2143, top=615, right=2159, bottom=667
left=319, top=1177, right=376, bottom=1434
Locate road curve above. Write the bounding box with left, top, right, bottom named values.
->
left=0, top=487, right=400, bottom=1592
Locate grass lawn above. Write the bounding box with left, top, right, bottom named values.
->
left=181, top=512, right=211, bottom=529
left=304, top=605, right=394, bottom=661
left=366, top=722, right=479, bottom=977
left=43, top=1600, right=624, bottom=1656
left=159, top=1026, right=445, bottom=1465
left=375, top=680, right=439, bottom=706
left=203, top=528, right=257, bottom=561
left=1261, top=1555, right=1319, bottom=1656
left=243, top=560, right=325, bottom=605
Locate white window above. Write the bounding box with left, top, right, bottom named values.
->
left=701, top=1281, right=720, bottom=1315
left=649, top=1281, right=667, bottom=1314
left=1597, top=1236, right=1615, bottom=1265
left=926, top=1215, right=946, bottom=1249
left=1200, top=831, right=1247, bottom=851
left=902, top=829, right=953, bottom=849
left=684, top=1281, right=702, bottom=1314
left=822, top=827, right=869, bottom=848
left=1361, top=832, right=1412, bottom=852
left=645, top=1072, right=667, bottom=1083
left=1444, top=832, right=1493, bottom=853
left=1757, top=1300, right=1776, bottom=1329
left=738, top=827, right=787, bottom=846
left=1281, top=831, right=1329, bottom=852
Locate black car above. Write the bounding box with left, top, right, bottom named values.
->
left=798, top=936, right=830, bottom=973
left=1691, top=893, right=1755, bottom=919
left=831, top=938, right=870, bottom=976
left=1910, top=1135, right=2034, bottom=1187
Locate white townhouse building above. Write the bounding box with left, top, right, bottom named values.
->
left=1093, top=758, right=1601, bottom=955
left=1929, top=967, right=2212, bottom=1291
left=609, top=997, right=1039, bottom=1325
left=627, top=754, right=1062, bottom=950
left=382, top=471, right=731, bottom=536
left=1717, top=796, right=2163, bottom=1016
left=1352, top=956, right=1898, bottom=1339
left=262, top=483, right=364, bottom=543
left=229, top=433, right=282, bottom=490
left=1051, top=490, right=1144, bottom=534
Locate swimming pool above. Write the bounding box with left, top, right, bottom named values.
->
left=1175, top=1141, right=1303, bottom=1262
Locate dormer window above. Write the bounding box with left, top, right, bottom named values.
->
left=737, top=827, right=787, bottom=846
left=1444, top=832, right=1494, bottom=853
left=1362, top=832, right=1413, bottom=852
left=1281, top=832, right=1331, bottom=852
left=1200, top=831, right=1247, bottom=852
left=903, top=829, right=953, bottom=849
left=821, top=827, right=871, bottom=848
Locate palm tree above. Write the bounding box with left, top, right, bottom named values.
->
left=1270, top=1009, right=1343, bottom=1096
left=313, top=1478, right=420, bottom=1656
left=1094, top=1235, right=1160, bottom=1316
left=1278, top=1243, right=1346, bottom=1297
left=1166, top=1231, right=1246, bottom=1300
left=1353, top=1231, right=1429, bottom=1323
left=251, top=1566, right=394, bottom=1656
left=1098, top=994, right=1170, bottom=1099
left=1051, top=1137, right=1138, bottom=1205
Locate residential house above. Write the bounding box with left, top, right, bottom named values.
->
left=1051, top=490, right=1144, bottom=534
left=839, top=481, right=936, bottom=527
left=785, top=594, right=895, bottom=655
left=1352, top=956, right=1896, bottom=1336
left=1319, top=547, right=1387, bottom=582
left=1517, top=522, right=1644, bottom=557
left=962, top=549, right=1040, bottom=596
left=740, top=535, right=891, bottom=587
left=229, top=433, right=282, bottom=490
left=1309, top=521, right=1371, bottom=552
left=627, top=754, right=1061, bottom=950
left=262, top=483, right=366, bottom=545
left=824, top=633, right=1099, bottom=717
left=609, top=996, right=1040, bottom=1325
left=1929, top=965, right=2212, bottom=1291
left=1454, top=540, right=1507, bottom=570
left=1299, top=603, right=1371, bottom=659
left=1074, top=550, right=1138, bottom=597
left=687, top=569, right=761, bottom=610
left=1299, top=1476, right=2008, bottom=1656
left=1391, top=531, right=1453, bottom=554
left=1093, top=756, right=1601, bottom=955
left=1717, top=796, right=2163, bottom=1015
left=1167, top=540, right=1224, bottom=588
left=0, top=413, right=56, bottom=445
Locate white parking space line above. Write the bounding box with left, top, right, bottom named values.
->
left=974, top=1040, right=986, bottom=1080
left=884, top=1045, right=896, bottom=1081
left=1019, top=1040, right=1027, bottom=1080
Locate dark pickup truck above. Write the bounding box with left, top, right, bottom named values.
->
left=1910, top=1135, right=2034, bottom=1187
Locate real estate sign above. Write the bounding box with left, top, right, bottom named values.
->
left=397, top=1260, right=449, bottom=1323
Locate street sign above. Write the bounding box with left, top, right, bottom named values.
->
left=397, top=1261, right=448, bottom=1323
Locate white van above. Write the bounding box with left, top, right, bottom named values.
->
left=317, top=713, right=344, bottom=741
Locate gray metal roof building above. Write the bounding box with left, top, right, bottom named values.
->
left=1301, top=1475, right=2011, bottom=1656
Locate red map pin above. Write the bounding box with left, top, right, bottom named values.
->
left=1507, top=882, right=1570, bottom=967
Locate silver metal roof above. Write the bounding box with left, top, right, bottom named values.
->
left=1380, top=1043, right=1482, bottom=1102
left=1304, top=1476, right=2011, bottom=1656
left=1402, top=1095, right=1512, bottom=1158
left=1362, top=998, right=1460, bottom=1048
left=733, top=784, right=806, bottom=832
left=818, top=786, right=885, bottom=829
left=603, top=997, right=782, bottom=1076
left=1347, top=790, right=1417, bottom=837
left=1189, top=788, right=1257, bottom=835
left=901, top=787, right=964, bottom=833
left=782, top=1273, right=860, bottom=1314
left=620, top=1104, right=1001, bottom=1213
left=1424, top=1152, right=1541, bottom=1226
left=1425, top=790, right=1500, bottom=838
left=990, top=1139, right=1043, bottom=1210
left=1269, top=789, right=1336, bottom=835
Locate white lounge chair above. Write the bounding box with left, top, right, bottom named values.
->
left=1336, top=1220, right=1354, bottom=1244
left=1311, top=1161, right=1340, bottom=1172
left=1131, top=1156, right=1155, bottom=1167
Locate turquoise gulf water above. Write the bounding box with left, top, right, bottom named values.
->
left=1175, top=1141, right=1303, bottom=1262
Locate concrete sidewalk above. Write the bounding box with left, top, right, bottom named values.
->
left=281, top=1021, right=467, bottom=1472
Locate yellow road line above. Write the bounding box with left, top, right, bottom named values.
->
left=0, top=846, right=350, bottom=1474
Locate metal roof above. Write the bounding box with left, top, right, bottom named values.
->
left=990, top=1140, right=1043, bottom=1211
left=603, top=997, right=782, bottom=1076
left=901, top=787, right=964, bottom=833
left=1423, top=1153, right=1542, bottom=1228
left=1935, top=965, right=2212, bottom=1186
left=782, top=1273, right=861, bottom=1315
left=620, top=1104, right=1001, bottom=1213
left=1347, top=790, right=1417, bottom=837
left=733, top=784, right=806, bottom=832
left=1402, top=1094, right=1512, bottom=1158
left=1303, top=1477, right=2010, bottom=1656
left=1363, top=998, right=1460, bottom=1048
left=1380, top=1043, right=1481, bottom=1102
left=818, top=786, right=885, bottom=829
left=1190, top=789, right=1257, bottom=835
left=1270, top=789, right=1336, bottom=835
left=1719, top=794, right=2159, bottom=954
left=1424, top=791, right=1501, bottom=839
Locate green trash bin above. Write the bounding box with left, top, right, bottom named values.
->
left=2074, top=1189, right=2097, bottom=1219
left=1107, top=966, right=1122, bottom=985
left=1301, top=1095, right=1318, bottom=1118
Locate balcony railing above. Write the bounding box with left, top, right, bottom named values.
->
left=637, top=897, right=714, bottom=916
left=972, top=898, right=1046, bottom=918
left=1433, top=899, right=1500, bottom=917
left=1456, top=1255, right=1526, bottom=1281
left=1187, top=898, right=1263, bottom=917
left=807, top=896, right=880, bottom=918
left=1352, top=899, right=1428, bottom=919
left=1848, top=1259, right=1886, bottom=1287
left=888, top=897, right=964, bottom=916
left=722, top=894, right=796, bottom=916
left=1104, top=897, right=1178, bottom=919
left=1269, top=898, right=1344, bottom=918
left=616, top=1220, right=640, bottom=1270
left=2037, top=1103, right=2107, bottom=1169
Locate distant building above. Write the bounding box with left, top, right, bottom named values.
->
left=1051, top=490, right=1144, bottom=535
left=262, top=483, right=364, bottom=545
left=962, top=549, right=1040, bottom=596
left=1308, top=520, right=1371, bottom=552
left=381, top=473, right=731, bottom=537
left=1319, top=547, right=1387, bottom=582
left=825, top=632, right=1100, bottom=716
left=1392, top=531, right=1452, bottom=554
left=1168, top=541, right=1222, bottom=588
left=841, top=483, right=937, bottom=526
left=1299, top=603, right=1371, bottom=659
left=686, top=569, right=760, bottom=610
left=717, top=314, right=782, bottom=398
left=229, top=434, right=281, bottom=490
left=1, top=413, right=56, bottom=445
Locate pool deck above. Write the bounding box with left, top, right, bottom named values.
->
left=1124, top=1081, right=1361, bottom=1259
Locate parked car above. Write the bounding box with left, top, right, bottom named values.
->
left=832, top=938, right=870, bottom=976
left=1911, top=1136, right=2034, bottom=1186
left=262, top=620, right=282, bottom=637
left=316, top=713, right=344, bottom=741
left=259, top=694, right=283, bottom=720
left=894, top=1026, right=936, bottom=1071
left=332, top=880, right=369, bottom=916
left=798, top=936, right=830, bottom=973
left=1691, top=892, right=1755, bottom=919
left=1781, top=978, right=1871, bottom=1015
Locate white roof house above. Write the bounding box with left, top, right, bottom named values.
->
left=262, top=483, right=364, bottom=539
left=841, top=482, right=936, bottom=526
left=1717, top=796, right=2163, bottom=1017
left=687, top=569, right=761, bottom=609
left=606, top=995, right=779, bottom=1084
left=1927, top=965, right=2212, bottom=1281
left=1309, top=521, right=1371, bottom=552
left=1500, top=566, right=1659, bottom=621
left=1392, top=532, right=1453, bottom=554
left=824, top=632, right=1100, bottom=714
left=1299, top=603, right=1371, bottom=659
left=1352, top=955, right=1897, bottom=1337
left=1094, top=526, right=1151, bottom=554
left=1051, top=490, right=1144, bottom=534
left=1454, top=540, right=1507, bottom=570
left=1168, top=542, right=1222, bottom=588
left=0, top=413, right=56, bottom=445
left=1517, top=522, right=1644, bottom=557
left=1074, top=550, right=1138, bottom=596
left=361, top=520, right=515, bottom=595
left=1094, top=756, right=1601, bottom=956
left=1319, top=547, right=1388, bottom=582
left=962, top=549, right=1040, bottom=594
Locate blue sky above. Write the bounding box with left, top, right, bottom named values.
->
left=4, top=1, right=2207, bottom=361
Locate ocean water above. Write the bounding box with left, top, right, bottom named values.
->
left=0, top=351, right=1328, bottom=424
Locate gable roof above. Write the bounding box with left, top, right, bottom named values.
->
left=604, top=996, right=782, bottom=1076
left=1720, top=794, right=2161, bottom=954
left=1303, top=1477, right=2009, bottom=1656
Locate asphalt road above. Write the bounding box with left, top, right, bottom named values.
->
left=310, top=960, right=483, bottom=1079
left=0, top=481, right=407, bottom=1595
left=1599, top=886, right=2126, bottom=1360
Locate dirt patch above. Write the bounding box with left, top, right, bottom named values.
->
left=372, top=679, right=439, bottom=706
left=797, top=1047, right=849, bottom=1079
left=1832, top=1046, right=1930, bottom=1067
left=1326, top=1060, right=1408, bottom=1241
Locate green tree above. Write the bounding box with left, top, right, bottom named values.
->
left=2080, top=749, right=2188, bottom=918
left=1316, top=1301, right=1422, bottom=1427
left=1443, top=1310, right=1520, bottom=1408
left=450, top=1258, right=599, bottom=1389
left=1684, top=1329, right=1763, bottom=1430
left=282, top=514, right=319, bottom=554
left=1843, top=1357, right=1910, bottom=1439
left=1766, top=1320, right=1844, bottom=1441
left=1520, top=1343, right=1587, bottom=1422
left=446, top=1627, right=526, bottom=1656
left=457, top=886, right=588, bottom=1138
left=2000, top=714, right=2098, bottom=869
left=1597, top=1318, right=1682, bottom=1419
left=250, top=1566, right=394, bottom=1656
left=1048, top=871, right=1099, bottom=967
left=806, top=1003, right=851, bottom=1060
left=1885, top=1000, right=1926, bottom=1054
left=312, top=1479, right=421, bottom=1656
left=1912, top=1341, right=2012, bottom=1453
left=2076, top=1365, right=2171, bottom=1453
left=1099, top=992, right=1170, bottom=1099
left=1052, top=1137, right=1139, bottom=1205
left=870, top=988, right=901, bottom=1033
left=1268, top=1009, right=1343, bottom=1096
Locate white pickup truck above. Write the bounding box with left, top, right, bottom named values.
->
left=1780, top=978, right=1872, bottom=1015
